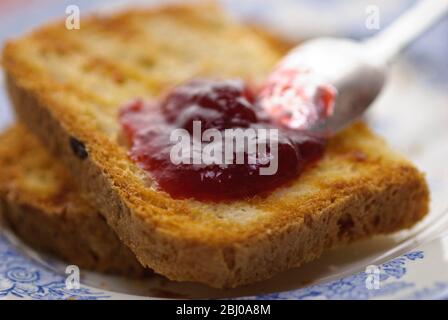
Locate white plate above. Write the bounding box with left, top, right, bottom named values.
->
left=1, top=0, right=448, bottom=300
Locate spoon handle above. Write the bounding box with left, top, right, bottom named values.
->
left=365, top=0, right=448, bottom=64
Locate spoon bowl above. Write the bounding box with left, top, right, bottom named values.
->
left=260, top=0, right=448, bottom=136
left=293, top=38, right=386, bottom=135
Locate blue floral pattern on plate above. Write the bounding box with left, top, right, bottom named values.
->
left=1, top=231, right=447, bottom=300
left=0, top=234, right=109, bottom=300
left=252, top=252, right=424, bottom=300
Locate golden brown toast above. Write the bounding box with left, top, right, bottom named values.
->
left=2, top=4, right=429, bottom=287
left=0, top=125, right=145, bottom=276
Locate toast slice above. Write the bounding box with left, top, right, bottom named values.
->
left=0, top=125, right=145, bottom=276
left=2, top=4, right=429, bottom=287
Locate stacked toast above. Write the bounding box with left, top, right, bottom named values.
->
left=0, top=3, right=429, bottom=288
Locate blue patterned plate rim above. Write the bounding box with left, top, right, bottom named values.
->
left=1, top=230, right=448, bottom=300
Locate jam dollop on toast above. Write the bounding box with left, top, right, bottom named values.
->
left=119, top=79, right=325, bottom=200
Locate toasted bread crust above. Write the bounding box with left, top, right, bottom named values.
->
left=0, top=125, right=145, bottom=276
left=3, top=4, right=429, bottom=287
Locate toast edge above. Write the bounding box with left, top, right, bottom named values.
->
left=0, top=195, right=147, bottom=276
left=0, top=124, right=146, bottom=276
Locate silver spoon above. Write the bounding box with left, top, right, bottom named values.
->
left=260, top=0, right=448, bottom=136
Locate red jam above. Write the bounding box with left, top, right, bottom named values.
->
left=119, top=79, right=325, bottom=201
left=260, top=68, right=336, bottom=130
